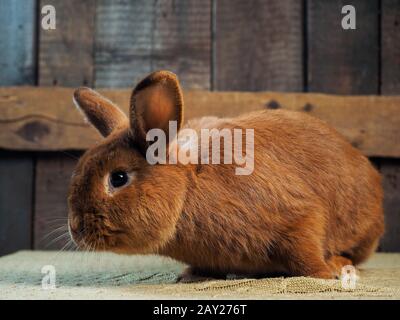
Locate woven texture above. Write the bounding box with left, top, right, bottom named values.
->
left=1, top=251, right=399, bottom=299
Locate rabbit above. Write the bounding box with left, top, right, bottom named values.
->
left=68, top=70, right=384, bottom=281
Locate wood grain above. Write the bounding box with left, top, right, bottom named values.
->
left=0, top=87, right=399, bottom=157
left=0, top=0, right=36, bottom=85
left=308, top=0, right=379, bottom=94
left=214, top=0, right=303, bottom=91
left=38, top=0, right=96, bottom=86
left=380, top=0, right=400, bottom=251
left=0, top=152, right=33, bottom=256
left=34, top=153, right=79, bottom=250
left=381, top=0, right=400, bottom=95
left=0, top=1, right=36, bottom=256
left=379, top=160, right=400, bottom=251
left=95, top=0, right=211, bottom=89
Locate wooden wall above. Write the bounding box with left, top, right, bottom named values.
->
left=0, top=0, right=399, bottom=255
left=0, top=0, right=36, bottom=255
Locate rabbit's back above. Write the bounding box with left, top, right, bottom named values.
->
left=234, top=110, right=383, bottom=255
left=166, top=110, right=383, bottom=273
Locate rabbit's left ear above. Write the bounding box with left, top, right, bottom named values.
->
left=130, top=71, right=184, bottom=151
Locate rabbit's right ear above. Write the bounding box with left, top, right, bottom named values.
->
left=73, top=87, right=128, bottom=137
left=130, top=71, right=184, bottom=152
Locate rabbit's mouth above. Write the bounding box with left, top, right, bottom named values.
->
left=68, top=212, right=125, bottom=251
left=69, top=227, right=125, bottom=252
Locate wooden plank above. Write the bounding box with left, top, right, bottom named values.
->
left=214, top=0, right=303, bottom=91
left=0, top=87, right=400, bottom=157
left=308, top=0, right=379, bottom=94
left=0, top=1, right=36, bottom=256
left=380, top=0, right=400, bottom=251
left=0, top=151, right=33, bottom=256
left=38, top=0, right=96, bottom=86
left=95, top=0, right=211, bottom=89
left=381, top=0, right=400, bottom=95
left=0, top=0, right=36, bottom=85
left=34, top=153, right=79, bottom=250
left=379, top=159, right=400, bottom=251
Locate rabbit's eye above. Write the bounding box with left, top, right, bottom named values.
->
left=110, top=171, right=129, bottom=188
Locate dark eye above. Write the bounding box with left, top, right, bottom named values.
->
left=110, top=171, right=129, bottom=188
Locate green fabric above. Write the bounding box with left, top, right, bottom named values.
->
left=0, top=251, right=399, bottom=299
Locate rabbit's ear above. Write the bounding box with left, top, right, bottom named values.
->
left=73, top=87, right=128, bottom=137
left=130, top=71, right=184, bottom=150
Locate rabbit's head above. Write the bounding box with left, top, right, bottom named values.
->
left=68, top=71, right=187, bottom=254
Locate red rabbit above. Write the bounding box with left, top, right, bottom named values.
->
left=68, top=70, right=384, bottom=281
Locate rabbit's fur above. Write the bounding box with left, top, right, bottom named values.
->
left=68, top=71, right=384, bottom=280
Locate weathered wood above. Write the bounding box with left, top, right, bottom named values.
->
left=308, top=0, right=379, bottom=94
left=0, top=1, right=36, bottom=256
left=0, top=0, right=36, bottom=85
left=34, top=153, right=79, bottom=250
left=95, top=0, right=211, bottom=89
left=379, top=159, right=400, bottom=251
left=0, top=87, right=399, bottom=157
left=380, top=0, right=400, bottom=251
left=38, top=0, right=96, bottom=86
left=381, top=0, right=400, bottom=95
left=214, top=0, right=303, bottom=91
left=0, top=151, right=33, bottom=256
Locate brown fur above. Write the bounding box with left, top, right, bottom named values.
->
left=68, top=71, right=384, bottom=280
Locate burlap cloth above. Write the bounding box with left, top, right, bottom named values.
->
left=1, top=251, right=399, bottom=299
